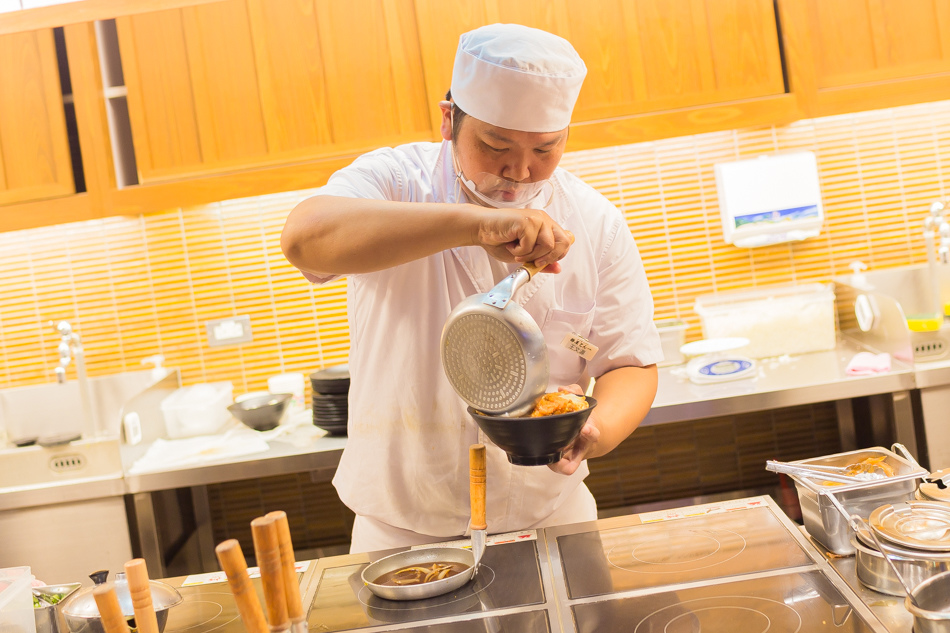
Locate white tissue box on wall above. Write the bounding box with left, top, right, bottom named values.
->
left=714, top=150, right=823, bottom=248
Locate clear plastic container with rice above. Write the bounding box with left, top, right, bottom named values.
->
left=694, top=283, right=836, bottom=359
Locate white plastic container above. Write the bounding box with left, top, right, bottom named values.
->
left=267, top=373, right=305, bottom=416
left=694, top=283, right=836, bottom=359
left=655, top=319, right=687, bottom=367
left=0, top=566, right=36, bottom=633
left=160, top=382, right=233, bottom=439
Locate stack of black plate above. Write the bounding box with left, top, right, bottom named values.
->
left=310, top=364, right=349, bottom=436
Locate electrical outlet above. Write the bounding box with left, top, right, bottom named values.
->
left=206, top=315, right=253, bottom=347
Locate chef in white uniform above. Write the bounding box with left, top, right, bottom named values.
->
left=282, top=23, right=662, bottom=553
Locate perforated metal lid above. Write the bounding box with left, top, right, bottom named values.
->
left=441, top=313, right=529, bottom=412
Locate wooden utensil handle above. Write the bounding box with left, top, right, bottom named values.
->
left=470, top=444, right=487, bottom=531
left=215, top=539, right=269, bottom=633
left=252, top=515, right=289, bottom=631
left=266, top=511, right=305, bottom=622
left=522, top=231, right=575, bottom=278
left=124, top=559, right=159, bottom=633
left=92, top=584, right=130, bottom=633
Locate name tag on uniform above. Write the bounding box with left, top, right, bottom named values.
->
left=561, top=333, right=598, bottom=361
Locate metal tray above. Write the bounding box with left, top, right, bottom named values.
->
left=789, top=445, right=929, bottom=555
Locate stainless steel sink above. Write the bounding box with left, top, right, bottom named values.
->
left=0, top=369, right=175, bottom=489
left=0, top=436, right=124, bottom=489
left=836, top=263, right=950, bottom=362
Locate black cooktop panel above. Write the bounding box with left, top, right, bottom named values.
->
left=572, top=570, right=877, bottom=633
left=307, top=540, right=545, bottom=632
left=557, top=507, right=812, bottom=598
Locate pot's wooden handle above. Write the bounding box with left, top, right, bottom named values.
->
left=252, top=515, right=289, bottom=632
left=470, top=444, right=487, bottom=531
left=124, top=559, right=159, bottom=633
left=522, top=231, right=575, bottom=278
left=215, top=539, right=269, bottom=633
left=92, top=584, right=130, bottom=633
left=266, top=511, right=304, bottom=623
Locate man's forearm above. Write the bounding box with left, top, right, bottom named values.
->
left=588, top=364, right=658, bottom=458
left=281, top=195, right=476, bottom=276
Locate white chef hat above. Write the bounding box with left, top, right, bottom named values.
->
left=451, top=23, right=587, bottom=133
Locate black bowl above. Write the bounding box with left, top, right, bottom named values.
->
left=228, top=393, right=291, bottom=431
left=466, top=398, right=597, bottom=466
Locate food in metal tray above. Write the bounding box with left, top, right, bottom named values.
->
left=374, top=562, right=470, bottom=586
left=529, top=392, right=589, bottom=417
left=821, top=456, right=896, bottom=486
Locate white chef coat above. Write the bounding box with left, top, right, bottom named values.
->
left=302, top=140, right=662, bottom=543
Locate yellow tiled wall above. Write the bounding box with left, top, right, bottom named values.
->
left=2, top=99, right=949, bottom=392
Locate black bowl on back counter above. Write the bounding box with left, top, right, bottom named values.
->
left=467, top=398, right=596, bottom=466
left=228, top=393, right=291, bottom=431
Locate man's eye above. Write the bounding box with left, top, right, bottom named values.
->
left=486, top=145, right=506, bottom=153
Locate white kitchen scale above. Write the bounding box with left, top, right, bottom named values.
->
left=680, top=337, right=756, bottom=384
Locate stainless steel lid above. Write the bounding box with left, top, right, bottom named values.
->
left=919, top=468, right=950, bottom=503
left=869, top=501, right=950, bottom=551
left=62, top=572, right=182, bottom=618
left=854, top=525, right=950, bottom=561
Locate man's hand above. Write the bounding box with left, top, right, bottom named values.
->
left=547, top=384, right=599, bottom=476
left=474, top=207, right=571, bottom=272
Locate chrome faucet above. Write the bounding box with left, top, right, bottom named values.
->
left=54, top=321, right=82, bottom=384
left=50, top=320, right=98, bottom=437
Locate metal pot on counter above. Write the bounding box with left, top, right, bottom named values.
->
left=61, top=571, right=181, bottom=633
left=850, top=529, right=950, bottom=596
left=906, top=571, right=950, bottom=633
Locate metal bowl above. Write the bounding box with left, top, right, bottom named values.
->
left=62, top=573, right=182, bottom=633
left=34, top=583, right=82, bottom=633
left=228, top=393, right=291, bottom=431
left=466, top=398, right=596, bottom=466
left=906, top=570, right=950, bottom=633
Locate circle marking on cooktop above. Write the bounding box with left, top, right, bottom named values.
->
left=165, top=593, right=237, bottom=633
left=634, top=596, right=802, bottom=633
left=608, top=529, right=747, bottom=574
left=357, top=565, right=495, bottom=611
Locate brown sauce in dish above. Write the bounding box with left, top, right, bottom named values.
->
left=374, top=562, right=470, bottom=586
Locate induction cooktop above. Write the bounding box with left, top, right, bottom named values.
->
left=163, top=579, right=259, bottom=633
left=304, top=539, right=554, bottom=632
left=556, top=505, right=812, bottom=597
left=543, top=496, right=890, bottom=633
left=571, top=570, right=875, bottom=633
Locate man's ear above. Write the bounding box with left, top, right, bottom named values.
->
left=439, top=100, right=453, bottom=141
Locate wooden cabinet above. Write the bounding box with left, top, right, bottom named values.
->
left=0, top=28, right=74, bottom=206
left=779, top=0, right=950, bottom=116
left=114, top=0, right=431, bottom=184
left=3, top=0, right=950, bottom=232
left=415, top=0, right=799, bottom=148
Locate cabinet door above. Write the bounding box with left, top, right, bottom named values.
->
left=780, top=0, right=950, bottom=116
left=116, top=0, right=430, bottom=184
left=0, top=29, right=74, bottom=206
left=415, top=0, right=789, bottom=145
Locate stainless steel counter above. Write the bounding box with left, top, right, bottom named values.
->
left=648, top=339, right=916, bottom=425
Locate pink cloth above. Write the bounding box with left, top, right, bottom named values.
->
left=846, top=352, right=892, bottom=376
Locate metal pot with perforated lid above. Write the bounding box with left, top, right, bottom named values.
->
left=440, top=234, right=574, bottom=418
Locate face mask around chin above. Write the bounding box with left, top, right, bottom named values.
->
left=457, top=171, right=552, bottom=209
left=451, top=142, right=551, bottom=209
